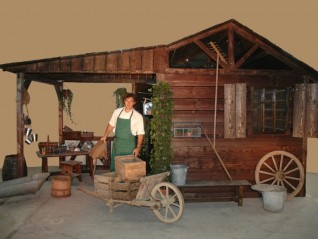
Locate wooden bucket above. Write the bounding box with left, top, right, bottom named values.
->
left=51, top=175, right=71, bottom=198
left=2, top=154, right=27, bottom=181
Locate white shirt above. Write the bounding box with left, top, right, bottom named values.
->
left=109, top=107, right=145, bottom=135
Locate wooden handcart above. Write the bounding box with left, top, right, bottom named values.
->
left=79, top=172, right=185, bottom=224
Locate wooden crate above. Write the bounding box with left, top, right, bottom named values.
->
left=111, top=180, right=141, bottom=201
left=115, top=155, right=146, bottom=181
left=94, top=172, right=116, bottom=199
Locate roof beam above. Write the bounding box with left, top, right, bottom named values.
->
left=24, top=73, right=156, bottom=84
left=194, top=40, right=228, bottom=69
left=232, top=24, right=307, bottom=72
left=234, top=44, right=259, bottom=69
left=228, top=26, right=235, bottom=67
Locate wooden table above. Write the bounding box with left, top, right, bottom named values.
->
left=36, top=151, right=92, bottom=176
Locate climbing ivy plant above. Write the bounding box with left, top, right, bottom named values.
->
left=113, top=87, right=127, bottom=108
left=149, top=81, right=173, bottom=174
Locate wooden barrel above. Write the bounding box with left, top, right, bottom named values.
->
left=2, top=154, right=27, bottom=181
left=51, top=175, right=71, bottom=198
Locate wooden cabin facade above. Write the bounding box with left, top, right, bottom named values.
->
left=1, top=19, right=317, bottom=198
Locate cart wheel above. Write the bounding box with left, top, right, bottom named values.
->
left=255, top=150, right=304, bottom=199
left=150, top=182, right=184, bottom=223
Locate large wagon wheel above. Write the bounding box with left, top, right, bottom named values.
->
left=150, top=182, right=184, bottom=223
left=255, top=150, right=304, bottom=200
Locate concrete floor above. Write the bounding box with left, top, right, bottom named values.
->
left=0, top=168, right=317, bottom=239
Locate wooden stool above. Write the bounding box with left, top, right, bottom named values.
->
left=60, top=160, right=82, bottom=182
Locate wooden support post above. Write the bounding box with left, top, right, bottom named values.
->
left=55, top=83, right=64, bottom=168
left=17, top=73, right=25, bottom=177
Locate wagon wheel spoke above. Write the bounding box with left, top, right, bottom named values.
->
left=271, top=156, right=278, bottom=170
left=285, top=176, right=301, bottom=181
left=277, top=181, right=283, bottom=186
left=158, top=188, right=166, bottom=199
left=166, top=205, right=177, bottom=218
left=279, top=154, right=284, bottom=171
left=255, top=151, right=304, bottom=200
left=259, top=170, right=275, bottom=176
left=270, top=179, right=277, bottom=185
left=263, top=162, right=276, bottom=173
left=165, top=206, right=169, bottom=218
left=285, top=167, right=299, bottom=175
left=283, top=158, right=293, bottom=171
left=281, top=181, right=285, bottom=188
left=260, top=177, right=275, bottom=184
left=283, top=179, right=296, bottom=190
left=171, top=202, right=181, bottom=208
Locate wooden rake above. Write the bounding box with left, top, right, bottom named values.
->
left=201, top=128, right=232, bottom=181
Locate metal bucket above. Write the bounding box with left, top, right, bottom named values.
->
left=252, top=184, right=287, bottom=213
left=170, top=164, right=188, bottom=186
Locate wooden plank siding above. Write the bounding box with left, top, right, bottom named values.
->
left=94, top=54, right=107, bottom=72
left=162, top=72, right=307, bottom=197
left=130, top=50, right=142, bottom=73
left=172, top=137, right=304, bottom=197
left=71, top=57, right=84, bottom=72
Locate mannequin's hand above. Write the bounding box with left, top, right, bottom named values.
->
left=133, top=148, right=141, bottom=156
left=100, top=136, right=107, bottom=143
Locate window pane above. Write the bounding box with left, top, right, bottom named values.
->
left=252, top=88, right=287, bottom=134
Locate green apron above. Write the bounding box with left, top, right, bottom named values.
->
left=110, top=109, right=135, bottom=171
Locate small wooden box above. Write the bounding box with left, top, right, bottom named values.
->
left=115, top=155, right=146, bottom=181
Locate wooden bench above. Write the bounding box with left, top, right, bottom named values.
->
left=178, top=180, right=251, bottom=206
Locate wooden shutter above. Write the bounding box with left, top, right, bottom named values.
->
left=293, top=83, right=318, bottom=138
left=224, top=83, right=246, bottom=138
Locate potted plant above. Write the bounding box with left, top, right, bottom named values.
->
left=113, top=87, right=127, bottom=108
left=61, top=89, right=76, bottom=124
left=186, top=129, right=192, bottom=137
left=149, top=81, right=173, bottom=174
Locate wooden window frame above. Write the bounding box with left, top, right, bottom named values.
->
left=251, top=87, right=292, bottom=135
